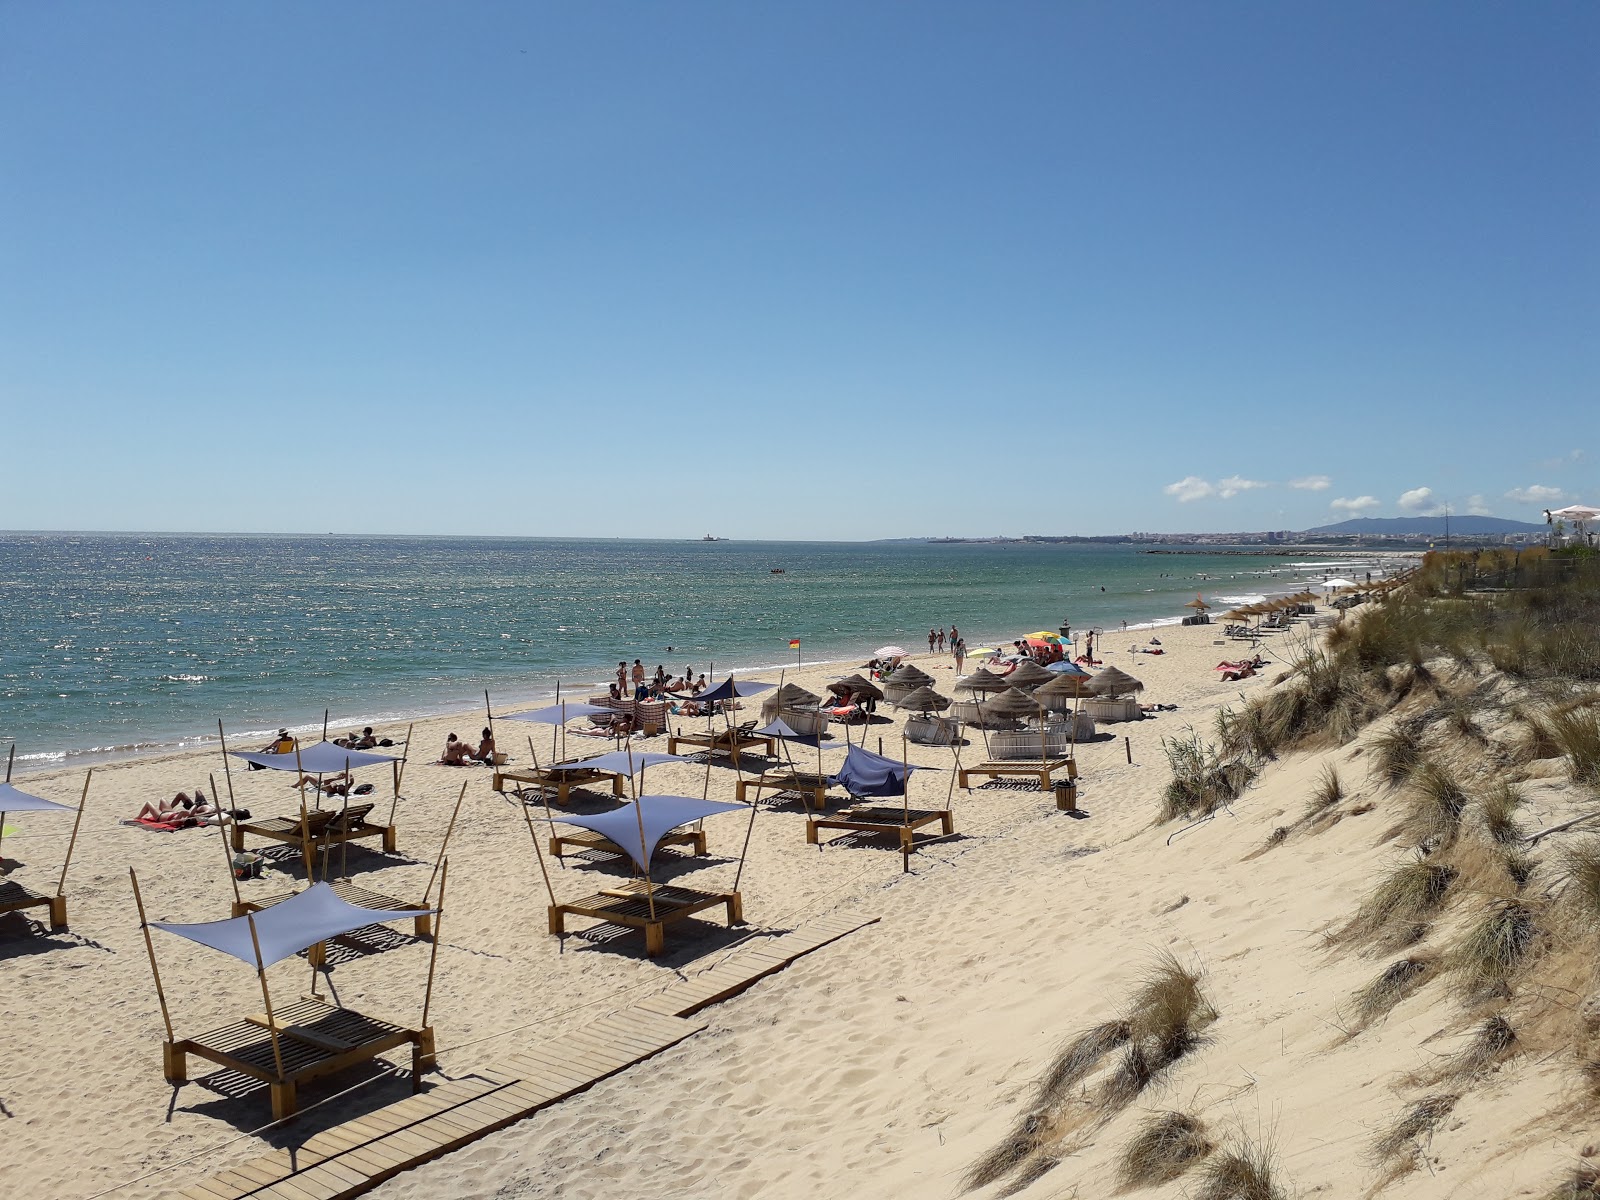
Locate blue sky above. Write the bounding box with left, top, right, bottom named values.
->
left=2, top=3, right=1594, bottom=538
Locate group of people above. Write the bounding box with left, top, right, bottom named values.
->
left=440, top=728, right=497, bottom=766
left=926, top=625, right=961, bottom=654
left=615, top=660, right=709, bottom=701
left=134, top=789, right=216, bottom=825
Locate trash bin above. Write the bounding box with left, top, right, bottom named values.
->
left=1053, top=779, right=1078, bottom=812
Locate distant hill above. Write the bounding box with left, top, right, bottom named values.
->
left=1308, top=515, right=1545, bottom=536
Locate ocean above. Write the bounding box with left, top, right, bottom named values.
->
left=0, top=533, right=1393, bottom=767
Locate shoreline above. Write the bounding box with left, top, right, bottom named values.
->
left=9, top=558, right=1410, bottom=777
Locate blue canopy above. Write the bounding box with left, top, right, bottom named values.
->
left=692, top=677, right=777, bottom=705
left=500, top=702, right=612, bottom=725
left=0, top=781, right=75, bottom=814
left=551, top=794, right=744, bottom=873
left=754, top=718, right=803, bottom=739
left=233, top=740, right=397, bottom=774
left=829, top=744, right=914, bottom=798
left=1044, top=661, right=1093, bottom=676
left=550, top=750, right=690, bottom=777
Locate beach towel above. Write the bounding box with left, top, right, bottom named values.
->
left=123, top=817, right=187, bottom=832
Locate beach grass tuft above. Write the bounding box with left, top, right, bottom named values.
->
left=1116, top=1111, right=1213, bottom=1189
left=1542, top=1165, right=1599, bottom=1199
left=1403, top=761, right=1470, bottom=848
left=1161, top=732, right=1257, bottom=822
left=1343, top=859, right=1456, bottom=947
left=1451, top=898, right=1538, bottom=997
left=1371, top=722, right=1426, bottom=788
left=1037, top=1020, right=1131, bottom=1104
left=1482, top=780, right=1527, bottom=844
left=1102, top=954, right=1214, bottom=1108
left=961, top=1109, right=1051, bottom=1192
left=1304, top=763, right=1345, bottom=821
left=1561, top=840, right=1600, bottom=926
left=1373, top=1093, right=1459, bottom=1173
left=1353, top=955, right=1435, bottom=1024
left=1193, top=1135, right=1286, bottom=1200
left=1552, top=706, right=1600, bottom=787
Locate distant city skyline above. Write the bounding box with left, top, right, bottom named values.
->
left=3, top=4, right=1594, bottom=539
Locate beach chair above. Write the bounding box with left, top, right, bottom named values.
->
left=231, top=801, right=398, bottom=856
left=548, top=880, right=742, bottom=958
left=958, top=757, right=1077, bottom=791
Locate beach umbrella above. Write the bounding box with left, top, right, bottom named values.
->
left=548, top=795, right=744, bottom=874
left=1323, top=577, right=1356, bottom=589
left=1551, top=504, right=1600, bottom=521
left=152, top=881, right=435, bottom=968
left=875, top=645, right=910, bottom=660
left=1036, top=674, right=1094, bottom=706
left=893, top=686, right=952, bottom=712
left=963, top=647, right=999, bottom=656
left=1185, top=595, right=1211, bottom=611
left=982, top=688, right=1048, bottom=721
left=954, top=667, right=1009, bottom=693
left=1088, top=665, right=1144, bottom=698
left=828, top=674, right=884, bottom=701
left=767, top=683, right=822, bottom=709
left=1024, top=631, right=1062, bottom=642
left=1006, top=660, right=1057, bottom=690
left=1043, top=660, right=1092, bottom=676
left=885, top=664, right=934, bottom=687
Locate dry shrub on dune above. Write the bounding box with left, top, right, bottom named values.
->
left=1194, top=1134, right=1287, bottom=1200
left=1373, top=1092, right=1459, bottom=1178
left=1116, top=1110, right=1213, bottom=1189
left=1451, top=897, right=1539, bottom=999
left=1353, top=955, right=1436, bottom=1025
left=1552, top=706, right=1600, bottom=787
left=1161, top=732, right=1257, bottom=822
left=1371, top=723, right=1426, bottom=789
left=1340, top=858, right=1456, bottom=949
left=1482, top=780, right=1528, bottom=844
left=1543, top=1164, right=1600, bottom=1199
left=1403, top=761, right=1471, bottom=849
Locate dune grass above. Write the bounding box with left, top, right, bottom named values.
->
left=1037, top=1020, right=1131, bottom=1104
left=1303, top=763, right=1345, bottom=821
left=1552, top=707, right=1600, bottom=787
left=1402, top=761, right=1470, bottom=849
left=1451, top=898, right=1538, bottom=997
left=1117, top=1111, right=1213, bottom=1189
left=1542, top=1165, right=1600, bottom=1199
left=1560, top=840, right=1600, bottom=926
left=1353, top=955, right=1435, bottom=1024
left=1371, top=723, right=1426, bottom=789
left=1482, top=781, right=1527, bottom=844
left=1341, top=858, right=1456, bottom=948
left=1373, top=1092, right=1459, bottom=1175
left=1161, top=732, right=1258, bottom=822
left=1194, top=1135, right=1286, bottom=1200
left=1101, top=954, right=1214, bottom=1108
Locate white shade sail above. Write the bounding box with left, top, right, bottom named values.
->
left=550, top=794, right=743, bottom=873
left=0, top=781, right=75, bottom=814
left=232, top=740, right=397, bottom=773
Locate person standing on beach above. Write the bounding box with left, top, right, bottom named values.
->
left=937, top=628, right=946, bottom=652
left=950, top=624, right=959, bottom=654
left=616, top=661, right=628, bottom=692
left=954, top=638, right=966, bottom=673
left=631, top=660, right=645, bottom=690
left=928, top=627, right=937, bottom=652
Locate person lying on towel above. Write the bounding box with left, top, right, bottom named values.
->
left=135, top=790, right=215, bottom=824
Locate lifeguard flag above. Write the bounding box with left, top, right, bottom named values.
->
left=789, top=639, right=801, bottom=649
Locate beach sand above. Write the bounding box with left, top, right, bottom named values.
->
left=1, top=616, right=1589, bottom=1199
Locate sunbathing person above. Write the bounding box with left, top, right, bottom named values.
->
left=136, top=790, right=213, bottom=823
left=291, top=770, right=353, bottom=794
left=335, top=726, right=377, bottom=749
left=440, top=734, right=472, bottom=765
left=472, top=727, right=497, bottom=763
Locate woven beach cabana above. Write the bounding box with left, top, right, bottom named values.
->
left=955, top=667, right=1009, bottom=694
left=893, top=685, right=952, bottom=712
left=760, top=683, right=822, bottom=722
left=1005, top=660, right=1056, bottom=691
left=1088, top=665, right=1144, bottom=698
left=882, top=664, right=936, bottom=704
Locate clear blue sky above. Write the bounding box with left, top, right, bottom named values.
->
left=3, top=2, right=1594, bottom=538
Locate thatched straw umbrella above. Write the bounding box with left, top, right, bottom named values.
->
left=894, top=685, right=952, bottom=712
left=827, top=674, right=883, bottom=701
left=1088, top=665, right=1144, bottom=699
left=885, top=664, right=934, bottom=687
left=983, top=687, right=1047, bottom=722
left=1036, top=673, right=1094, bottom=708
left=955, top=667, right=1009, bottom=694
left=761, top=682, right=823, bottom=724
left=1185, top=594, right=1211, bottom=612
left=1005, top=660, right=1056, bottom=691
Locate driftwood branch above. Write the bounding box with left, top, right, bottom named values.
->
left=1525, top=809, right=1600, bottom=846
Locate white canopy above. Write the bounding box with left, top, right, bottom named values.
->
left=152, top=882, right=434, bottom=967
left=500, top=702, right=612, bottom=725
left=1551, top=504, right=1600, bottom=521
left=550, top=750, right=690, bottom=777
left=232, top=740, right=397, bottom=774
left=0, top=781, right=75, bottom=814
left=550, top=794, right=743, bottom=873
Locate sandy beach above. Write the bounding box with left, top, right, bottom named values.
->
left=2, top=609, right=1592, bottom=1199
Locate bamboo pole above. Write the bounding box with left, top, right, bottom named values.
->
left=731, top=794, right=759, bottom=893
left=516, top=774, right=559, bottom=909
left=422, top=782, right=467, bottom=905
left=420, top=859, right=447, bottom=1029
left=336, top=753, right=353, bottom=882
left=0, top=744, right=12, bottom=866
left=217, top=721, right=238, bottom=811
left=630, top=785, right=657, bottom=921
left=53, top=769, right=92, bottom=898
left=245, top=912, right=288, bottom=1082
left=129, top=868, right=176, bottom=1042
left=321, top=709, right=329, bottom=743
left=209, top=772, right=243, bottom=910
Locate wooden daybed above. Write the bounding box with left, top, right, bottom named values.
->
left=734, top=769, right=833, bottom=810
left=0, top=878, right=67, bottom=930
left=666, top=726, right=776, bottom=764
left=492, top=764, right=627, bottom=807
left=958, top=757, right=1077, bottom=792
left=548, top=879, right=742, bottom=958
left=230, top=802, right=398, bottom=856
left=806, top=805, right=953, bottom=853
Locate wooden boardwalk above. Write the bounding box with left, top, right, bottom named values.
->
left=177, top=913, right=877, bottom=1200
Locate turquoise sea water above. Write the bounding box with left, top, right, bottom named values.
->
left=0, top=534, right=1386, bottom=766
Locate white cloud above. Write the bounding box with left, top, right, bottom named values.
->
left=1465, top=495, right=1492, bottom=517
left=1289, top=475, right=1332, bottom=491
left=1398, top=486, right=1436, bottom=513
left=1331, top=495, right=1381, bottom=514
left=1218, top=476, right=1268, bottom=499
left=1505, top=484, right=1571, bottom=506
left=1537, top=448, right=1585, bottom=471
left=1163, top=476, right=1216, bottom=503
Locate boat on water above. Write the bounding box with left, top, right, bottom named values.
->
left=701, top=534, right=728, bottom=542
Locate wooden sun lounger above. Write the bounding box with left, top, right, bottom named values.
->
left=735, top=770, right=833, bottom=810
left=806, top=805, right=953, bottom=852
left=549, top=879, right=743, bottom=958
left=958, top=757, right=1077, bottom=791
left=493, top=765, right=627, bottom=807
left=0, top=878, right=67, bottom=930
left=163, top=996, right=433, bottom=1120
left=666, top=728, right=776, bottom=762
left=548, top=827, right=708, bottom=861
left=230, top=802, right=398, bottom=855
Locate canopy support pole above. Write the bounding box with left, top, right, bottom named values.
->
left=516, top=778, right=559, bottom=910
left=420, top=859, right=447, bottom=1030
left=298, top=797, right=315, bottom=885
left=422, top=782, right=466, bottom=905
left=245, top=912, right=288, bottom=1083
left=129, top=868, right=176, bottom=1043
left=631, top=794, right=658, bottom=920
left=217, top=720, right=238, bottom=811
left=731, top=795, right=759, bottom=893
left=54, top=769, right=92, bottom=898
left=0, top=744, right=12, bottom=867
left=210, top=772, right=243, bottom=910
left=388, top=723, right=413, bottom=829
